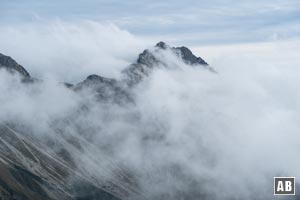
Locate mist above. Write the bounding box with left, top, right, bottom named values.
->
left=0, top=22, right=300, bottom=200
left=0, top=21, right=150, bottom=82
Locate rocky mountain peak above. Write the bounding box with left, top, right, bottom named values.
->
left=85, top=74, right=117, bottom=84
left=175, top=46, right=208, bottom=65
left=155, top=41, right=168, bottom=49
left=123, top=41, right=211, bottom=86
left=0, top=53, right=31, bottom=78
left=155, top=41, right=208, bottom=65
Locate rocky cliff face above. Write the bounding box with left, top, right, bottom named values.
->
left=0, top=42, right=211, bottom=200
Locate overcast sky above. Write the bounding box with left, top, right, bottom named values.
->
left=1, top=0, right=300, bottom=45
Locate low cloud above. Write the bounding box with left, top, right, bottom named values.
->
left=0, top=23, right=300, bottom=199
left=0, top=20, right=150, bottom=82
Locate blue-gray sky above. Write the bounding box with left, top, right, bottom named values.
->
left=1, top=0, right=300, bottom=45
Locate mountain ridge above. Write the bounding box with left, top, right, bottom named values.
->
left=0, top=41, right=210, bottom=88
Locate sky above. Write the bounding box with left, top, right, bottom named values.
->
left=1, top=0, right=300, bottom=45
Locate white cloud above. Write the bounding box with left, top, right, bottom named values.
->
left=1, top=21, right=300, bottom=199
left=0, top=20, right=151, bottom=82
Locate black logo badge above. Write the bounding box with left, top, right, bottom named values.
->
left=274, top=177, right=295, bottom=195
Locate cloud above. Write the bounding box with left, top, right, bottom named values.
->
left=1, top=29, right=300, bottom=199
left=123, top=41, right=300, bottom=198
left=0, top=20, right=150, bottom=82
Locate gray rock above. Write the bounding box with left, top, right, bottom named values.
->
left=0, top=53, right=30, bottom=78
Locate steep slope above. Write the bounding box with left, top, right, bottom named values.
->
left=0, top=124, right=125, bottom=200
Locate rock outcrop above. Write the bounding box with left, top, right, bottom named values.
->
left=0, top=53, right=30, bottom=78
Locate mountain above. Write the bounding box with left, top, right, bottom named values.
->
left=0, top=42, right=211, bottom=200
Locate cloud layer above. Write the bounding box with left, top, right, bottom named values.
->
left=0, top=23, right=300, bottom=199
left=0, top=21, right=150, bottom=82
